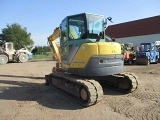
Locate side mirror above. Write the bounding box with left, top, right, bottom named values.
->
left=107, top=17, right=113, bottom=23
left=103, top=17, right=113, bottom=28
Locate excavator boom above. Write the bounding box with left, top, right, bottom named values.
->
left=48, top=27, right=61, bottom=66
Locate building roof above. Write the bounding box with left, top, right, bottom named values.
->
left=106, top=15, right=160, bottom=38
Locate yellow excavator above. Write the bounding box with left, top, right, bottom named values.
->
left=45, top=13, right=139, bottom=107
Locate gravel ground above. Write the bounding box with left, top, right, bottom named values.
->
left=0, top=60, right=160, bottom=120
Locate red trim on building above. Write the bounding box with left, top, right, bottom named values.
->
left=106, top=15, right=160, bottom=38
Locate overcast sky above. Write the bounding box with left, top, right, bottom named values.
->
left=0, top=0, right=160, bottom=46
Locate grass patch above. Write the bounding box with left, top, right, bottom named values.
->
left=32, top=54, right=52, bottom=60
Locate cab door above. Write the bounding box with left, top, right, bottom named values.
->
left=60, top=19, right=68, bottom=64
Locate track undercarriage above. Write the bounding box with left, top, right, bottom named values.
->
left=45, top=72, right=139, bottom=107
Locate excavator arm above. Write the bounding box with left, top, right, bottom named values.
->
left=48, top=27, right=61, bottom=67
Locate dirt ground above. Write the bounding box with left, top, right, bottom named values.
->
left=0, top=60, right=160, bottom=120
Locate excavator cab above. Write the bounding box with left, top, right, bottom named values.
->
left=59, top=13, right=105, bottom=64
left=58, top=13, right=124, bottom=76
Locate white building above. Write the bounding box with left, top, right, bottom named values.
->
left=106, top=15, right=160, bottom=46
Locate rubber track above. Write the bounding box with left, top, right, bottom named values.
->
left=48, top=73, right=103, bottom=106
left=116, top=72, right=139, bottom=93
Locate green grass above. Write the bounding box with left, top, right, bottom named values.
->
left=32, top=54, right=52, bottom=60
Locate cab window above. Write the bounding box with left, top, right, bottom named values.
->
left=68, top=16, right=86, bottom=40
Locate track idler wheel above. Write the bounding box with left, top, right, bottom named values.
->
left=118, top=72, right=139, bottom=93
left=79, top=87, right=89, bottom=102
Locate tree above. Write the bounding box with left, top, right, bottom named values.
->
left=31, top=45, right=51, bottom=54
left=31, top=46, right=38, bottom=55
left=0, top=23, right=34, bottom=50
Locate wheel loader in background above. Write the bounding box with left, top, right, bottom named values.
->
left=0, top=42, right=33, bottom=64
left=45, top=13, right=139, bottom=107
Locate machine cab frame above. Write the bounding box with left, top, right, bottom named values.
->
left=60, top=13, right=105, bottom=64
